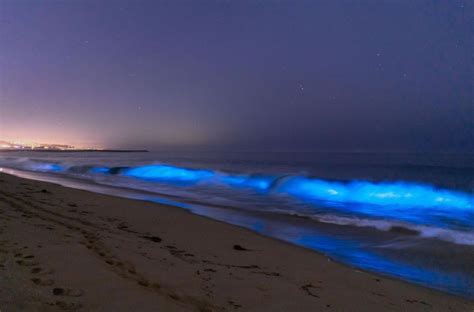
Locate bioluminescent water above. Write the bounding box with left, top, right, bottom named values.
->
left=1, top=151, right=473, bottom=297
left=122, top=164, right=215, bottom=184
left=280, top=178, right=472, bottom=209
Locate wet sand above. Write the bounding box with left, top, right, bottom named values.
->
left=0, top=172, right=472, bottom=311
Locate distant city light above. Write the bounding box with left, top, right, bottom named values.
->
left=0, top=140, right=98, bottom=151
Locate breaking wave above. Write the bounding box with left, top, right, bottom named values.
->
left=304, top=214, right=474, bottom=246
left=1, top=157, right=473, bottom=246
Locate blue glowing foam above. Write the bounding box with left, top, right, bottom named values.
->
left=90, top=167, right=110, bottom=173
left=32, top=163, right=63, bottom=172
left=280, top=178, right=473, bottom=210
left=122, top=164, right=214, bottom=183
left=222, top=175, right=274, bottom=190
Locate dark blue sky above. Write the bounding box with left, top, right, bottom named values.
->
left=1, top=0, right=472, bottom=151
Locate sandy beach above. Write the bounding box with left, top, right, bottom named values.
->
left=0, top=172, right=472, bottom=311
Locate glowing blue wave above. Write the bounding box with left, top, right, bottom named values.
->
left=8, top=160, right=474, bottom=231
left=280, top=178, right=473, bottom=210
left=221, top=175, right=274, bottom=190
left=30, top=163, right=63, bottom=172
left=17, top=161, right=474, bottom=213
left=121, top=164, right=215, bottom=183
left=279, top=178, right=474, bottom=229
left=90, top=167, right=109, bottom=174
left=115, top=164, right=473, bottom=229
left=108, top=164, right=275, bottom=190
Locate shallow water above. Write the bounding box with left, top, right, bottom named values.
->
left=1, top=151, right=473, bottom=298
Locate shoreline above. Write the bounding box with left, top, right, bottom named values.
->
left=0, top=172, right=472, bottom=311
left=2, top=167, right=474, bottom=298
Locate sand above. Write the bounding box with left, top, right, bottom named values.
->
left=0, top=172, right=472, bottom=311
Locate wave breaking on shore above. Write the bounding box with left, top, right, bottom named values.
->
left=1, top=156, right=473, bottom=247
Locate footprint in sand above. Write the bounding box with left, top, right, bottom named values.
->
left=301, top=284, right=321, bottom=298
left=53, top=287, right=84, bottom=297
left=55, top=300, right=83, bottom=310
left=31, top=277, right=54, bottom=286
left=31, top=267, right=55, bottom=275
left=16, top=259, right=39, bottom=267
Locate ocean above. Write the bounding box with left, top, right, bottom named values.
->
left=1, top=150, right=473, bottom=298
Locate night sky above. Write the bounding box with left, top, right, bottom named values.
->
left=1, top=0, right=472, bottom=151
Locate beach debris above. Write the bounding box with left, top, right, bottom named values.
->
left=251, top=271, right=281, bottom=277
left=233, top=244, right=248, bottom=251
left=301, top=284, right=320, bottom=298
left=142, top=235, right=162, bottom=243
